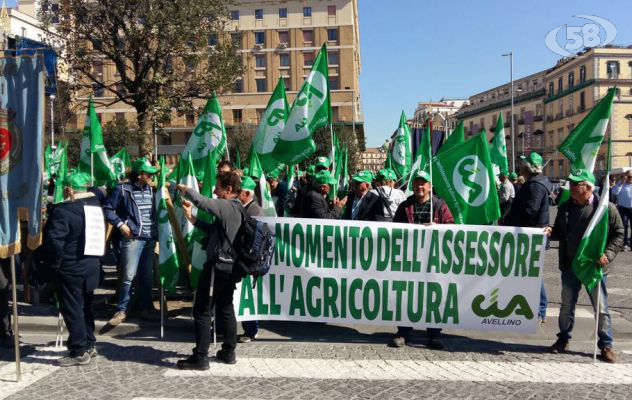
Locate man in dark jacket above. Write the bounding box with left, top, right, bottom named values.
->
left=0, top=258, right=12, bottom=348
left=237, top=176, right=263, bottom=343
left=43, top=172, right=104, bottom=366
left=104, top=158, right=159, bottom=326
left=545, top=169, right=624, bottom=363
left=390, top=170, right=454, bottom=350
left=342, top=170, right=381, bottom=221
left=504, top=152, right=551, bottom=321
left=176, top=171, right=246, bottom=369
left=300, top=171, right=347, bottom=219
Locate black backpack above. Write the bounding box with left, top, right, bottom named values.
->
left=228, top=207, right=276, bottom=283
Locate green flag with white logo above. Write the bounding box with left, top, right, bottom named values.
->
left=260, top=171, right=278, bottom=217
left=391, top=111, right=412, bottom=179
left=175, top=153, right=199, bottom=250
left=110, top=148, right=131, bottom=182
left=572, top=138, right=612, bottom=292
left=439, top=120, right=465, bottom=155
left=253, top=78, right=290, bottom=172
left=78, top=98, right=116, bottom=185
left=189, top=152, right=216, bottom=289
left=271, top=43, right=330, bottom=165
left=182, top=94, right=227, bottom=181
left=490, top=114, right=509, bottom=176
left=560, top=87, right=615, bottom=173
left=432, top=132, right=501, bottom=225
left=157, top=157, right=181, bottom=294
left=406, top=122, right=431, bottom=194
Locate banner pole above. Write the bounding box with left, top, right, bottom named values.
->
left=593, top=281, right=601, bottom=364
left=90, top=151, right=94, bottom=187
left=55, top=312, right=64, bottom=349
left=10, top=255, right=21, bottom=382
left=49, top=94, right=55, bottom=147
left=160, top=285, right=164, bottom=339
left=429, top=119, right=434, bottom=220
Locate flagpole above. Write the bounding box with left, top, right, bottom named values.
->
left=160, top=284, right=164, bottom=339
left=55, top=312, right=64, bottom=349
left=90, top=151, right=94, bottom=187
left=49, top=94, right=55, bottom=147
left=10, top=255, right=21, bottom=382
left=593, top=282, right=601, bottom=364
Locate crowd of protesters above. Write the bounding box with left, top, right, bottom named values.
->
left=0, top=151, right=623, bottom=368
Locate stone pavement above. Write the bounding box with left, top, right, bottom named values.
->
left=1, top=235, right=632, bottom=399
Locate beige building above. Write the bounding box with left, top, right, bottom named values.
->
left=453, top=45, right=632, bottom=179
left=543, top=47, right=632, bottom=179
left=53, top=0, right=363, bottom=156
left=413, top=99, right=469, bottom=132
left=452, top=71, right=546, bottom=173
left=361, top=147, right=386, bottom=173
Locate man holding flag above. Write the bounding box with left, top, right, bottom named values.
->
left=544, top=169, right=623, bottom=363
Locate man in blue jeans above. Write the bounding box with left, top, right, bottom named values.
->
left=104, top=158, right=160, bottom=325
left=545, top=169, right=623, bottom=363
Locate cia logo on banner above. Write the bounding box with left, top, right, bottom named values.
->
left=0, top=108, right=22, bottom=176
left=453, top=155, right=489, bottom=207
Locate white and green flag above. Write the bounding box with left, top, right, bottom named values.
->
left=110, top=148, right=131, bottom=181
left=438, top=120, right=465, bottom=155
left=51, top=141, right=68, bottom=204
left=190, top=153, right=217, bottom=289
left=560, top=87, right=615, bottom=173
left=406, top=123, right=431, bottom=195
left=490, top=114, right=509, bottom=176
left=272, top=43, right=330, bottom=165
left=432, top=132, right=501, bottom=225
left=182, top=94, right=227, bottom=180
left=175, top=153, right=199, bottom=250
left=156, top=157, right=180, bottom=294
left=391, top=111, right=412, bottom=180
left=78, top=98, right=116, bottom=185
left=260, top=171, right=278, bottom=217
left=253, top=78, right=289, bottom=172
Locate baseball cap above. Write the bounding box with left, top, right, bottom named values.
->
left=241, top=176, right=257, bottom=191
left=568, top=169, right=595, bottom=185
left=132, top=157, right=159, bottom=174
left=519, top=152, right=543, bottom=168
left=352, top=170, right=372, bottom=183
left=411, top=169, right=431, bottom=183
left=315, top=171, right=336, bottom=185
left=315, top=156, right=331, bottom=169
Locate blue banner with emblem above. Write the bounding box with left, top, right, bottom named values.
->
left=0, top=55, right=45, bottom=258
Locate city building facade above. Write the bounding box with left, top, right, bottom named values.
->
left=360, top=147, right=386, bottom=173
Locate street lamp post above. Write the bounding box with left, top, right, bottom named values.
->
left=502, top=52, right=515, bottom=172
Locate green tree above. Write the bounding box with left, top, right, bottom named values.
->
left=41, top=0, right=242, bottom=156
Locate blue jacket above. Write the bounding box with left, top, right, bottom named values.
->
left=103, top=182, right=156, bottom=239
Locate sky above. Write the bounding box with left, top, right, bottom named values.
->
left=7, top=0, right=632, bottom=148
left=359, top=0, right=632, bottom=147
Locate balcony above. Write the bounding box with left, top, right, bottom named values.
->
left=518, top=118, right=525, bottom=125
left=546, top=115, right=554, bottom=123
left=565, top=109, right=574, bottom=117
left=534, top=115, right=543, bottom=122
left=555, top=113, right=563, bottom=120
left=578, top=104, right=586, bottom=113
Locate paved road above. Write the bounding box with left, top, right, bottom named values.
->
left=1, top=208, right=632, bottom=399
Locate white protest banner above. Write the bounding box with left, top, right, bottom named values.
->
left=234, top=218, right=545, bottom=333
left=83, top=205, right=106, bottom=256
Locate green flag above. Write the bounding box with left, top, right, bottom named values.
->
left=272, top=43, right=330, bottom=165
left=174, top=153, right=199, bottom=249
left=78, top=98, right=116, bottom=185
left=156, top=157, right=181, bottom=294
left=432, top=132, right=501, bottom=225
left=110, top=148, right=131, bottom=181
left=572, top=137, right=612, bottom=291
left=189, top=153, right=217, bottom=289
left=253, top=78, right=290, bottom=172
left=490, top=114, right=509, bottom=176
left=182, top=94, right=227, bottom=181
left=52, top=141, right=68, bottom=204
left=259, top=172, right=278, bottom=217
left=234, top=147, right=241, bottom=170
left=560, top=88, right=615, bottom=173
left=439, top=120, right=465, bottom=155
left=246, top=146, right=264, bottom=179
left=391, top=111, right=412, bottom=179
left=406, top=122, right=431, bottom=194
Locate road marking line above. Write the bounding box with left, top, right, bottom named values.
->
left=545, top=307, right=594, bottom=319
left=164, top=358, right=632, bottom=383
left=0, top=346, right=63, bottom=400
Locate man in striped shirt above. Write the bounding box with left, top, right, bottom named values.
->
left=104, top=158, right=159, bottom=325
